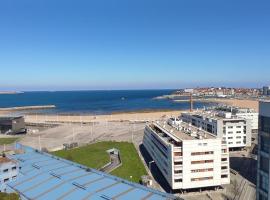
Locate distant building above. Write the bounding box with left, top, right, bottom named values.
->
left=257, top=101, right=270, bottom=200
left=263, top=86, right=270, bottom=96
left=184, top=88, right=194, bottom=93
left=0, top=157, right=19, bottom=192
left=0, top=116, right=26, bottom=135
left=181, top=110, right=252, bottom=150
left=212, top=105, right=258, bottom=133
left=143, top=118, right=230, bottom=191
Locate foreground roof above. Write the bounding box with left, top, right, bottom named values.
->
left=6, top=144, right=176, bottom=200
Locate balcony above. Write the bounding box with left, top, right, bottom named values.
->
left=174, top=165, right=183, bottom=170
left=174, top=174, right=183, bottom=179
left=174, top=156, right=183, bottom=162
left=174, top=147, right=182, bottom=152
left=221, top=169, right=229, bottom=174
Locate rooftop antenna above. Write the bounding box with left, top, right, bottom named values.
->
left=190, top=92, right=193, bottom=112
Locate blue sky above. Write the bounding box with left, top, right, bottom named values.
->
left=0, top=0, right=269, bottom=91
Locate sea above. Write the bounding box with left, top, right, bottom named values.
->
left=0, top=90, right=214, bottom=115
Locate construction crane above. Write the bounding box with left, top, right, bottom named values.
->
left=189, top=92, right=193, bottom=112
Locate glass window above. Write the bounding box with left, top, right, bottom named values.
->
left=261, top=135, right=270, bottom=153
left=260, top=156, right=269, bottom=173
left=260, top=116, right=270, bottom=133
left=259, top=193, right=268, bottom=200
left=260, top=174, right=269, bottom=193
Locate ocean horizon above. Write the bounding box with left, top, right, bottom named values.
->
left=0, top=90, right=214, bottom=115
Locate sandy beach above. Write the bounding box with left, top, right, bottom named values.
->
left=174, top=98, right=259, bottom=112
left=24, top=110, right=183, bottom=124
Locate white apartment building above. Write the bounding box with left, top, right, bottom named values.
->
left=143, top=118, right=230, bottom=191
left=0, top=156, right=19, bottom=192
left=257, top=101, right=270, bottom=200
left=212, top=105, right=258, bottom=133
left=181, top=111, right=252, bottom=150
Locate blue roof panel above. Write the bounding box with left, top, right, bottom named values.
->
left=6, top=144, right=176, bottom=200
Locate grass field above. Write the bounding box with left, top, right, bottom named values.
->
left=53, top=141, right=147, bottom=183
left=0, top=137, right=19, bottom=145
left=0, top=193, right=19, bottom=200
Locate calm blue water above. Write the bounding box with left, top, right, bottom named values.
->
left=0, top=90, right=213, bottom=114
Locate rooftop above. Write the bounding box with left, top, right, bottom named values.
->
left=0, top=116, right=24, bottom=121
left=182, top=110, right=246, bottom=121
left=6, top=144, right=176, bottom=200
left=150, top=119, right=216, bottom=141
left=0, top=156, right=16, bottom=164
left=210, top=105, right=257, bottom=114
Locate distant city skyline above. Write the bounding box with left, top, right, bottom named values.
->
left=0, top=0, right=269, bottom=91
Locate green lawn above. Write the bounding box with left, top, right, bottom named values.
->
left=0, top=137, right=19, bottom=145
left=52, top=141, right=147, bottom=183
left=0, top=193, right=19, bottom=200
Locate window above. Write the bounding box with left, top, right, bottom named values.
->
left=236, top=141, right=241, bottom=144
left=259, top=194, right=268, bottom=200
left=191, top=168, right=213, bottom=173
left=3, top=169, right=8, bottom=173
left=174, top=152, right=182, bottom=156
left=222, top=149, right=227, bottom=153
left=191, top=160, right=213, bottom=164
left=228, top=137, right=233, bottom=139
left=236, top=126, right=242, bottom=128
left=191, top=177, right=213, bottom=181
left=236, top=131, right=242, bottom=133
left=163, top=168, right=168, bottom=175
left=191, top=151, right=214, bottom=156
left=236, top=136, right=241, bottom=139
left=221, top=175, right=228, bottom=178
left=175, top=179, right=182, bottom=183
left=221, top=166, right=228, bottom=170
left=260, top=175, right=269, bottom=193
left=222, top=158, right=227, bottom=162
left=243, top=136, right=246, bottom=144
left=4, top=178, right=9, bottom=183
left=174, top=170, right=182, bottom=174
left=228, top=131, right=233, bottom=134
left=228, top=126, right=233, bottom=129
left=12, top=166, right=17, bottom=170
left=260, top=156, right=269, bottom=173
left=260, top=116, right=270, bottom=133
left=261, top=135, right=270, bottom=153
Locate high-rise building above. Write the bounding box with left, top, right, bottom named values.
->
left=263, top=86, right=270, bottom=96
left=257, top=101, right=270, bottom=200
left=143, top=118, right=230, bottom=191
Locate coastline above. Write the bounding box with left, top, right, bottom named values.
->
left=0, top=98, right=259, bottom=123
